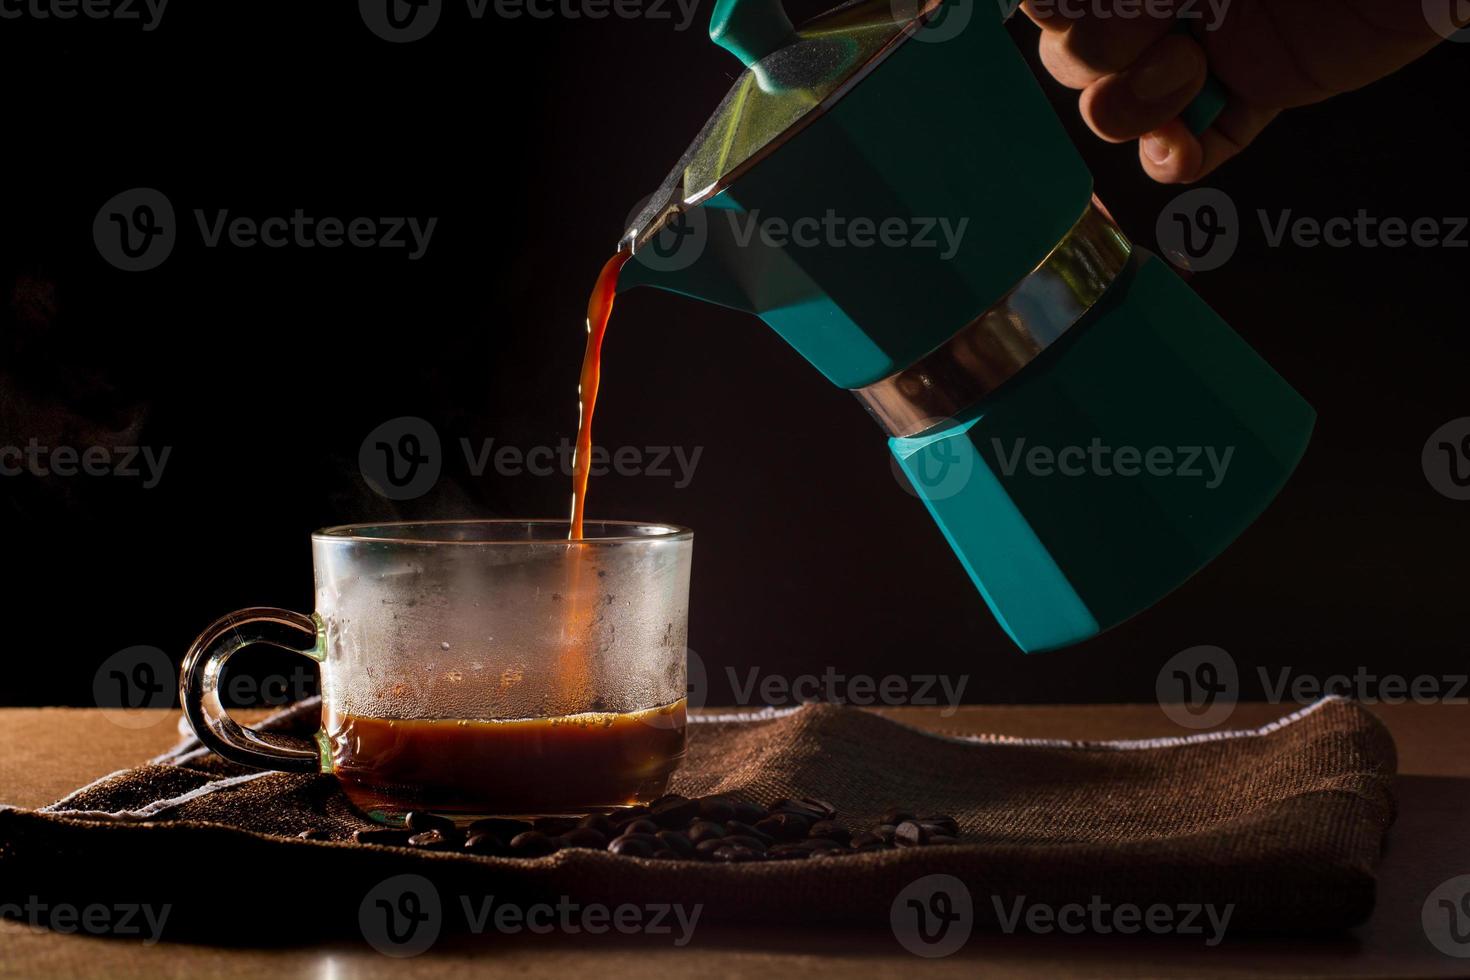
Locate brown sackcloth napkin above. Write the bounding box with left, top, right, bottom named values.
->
left=0, top=697, right=1395, bottom=943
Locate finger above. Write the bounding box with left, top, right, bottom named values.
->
left=1078, top=34, right=1207, bottom=143
left=1138, top=102, right=1281, bottom=184
left=1037, top=5, right=1176, bottom=90
left=1019, top=0, right=1065, bottom=32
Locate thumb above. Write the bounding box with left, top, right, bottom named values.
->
left=1138, top=100, right=1280, bottom=184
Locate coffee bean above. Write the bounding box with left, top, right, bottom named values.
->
left=558, top=827, right=608, bottom=849
left=622, top=818, right=661, bottom=836
left=732, top=801, right=768, bottom=824
left=651, top=849, right=678, bottom=860
left=609, top=835, right=657, bottom=858
left=612, top=805, right=651, bottom=825
left=694, top=838, right=727, bottom=857
left=407, top=829, right=456, bottom=850
left=721, top=834, right=768, bottom=852
left=801, top=798, right=838, bottom=820
left=767, top=843, right=812, bottom=859
left=613, top=832, right=661, bottom=848
left=405, top=811, right=456, bottom=834
left=808, top=821, right=851, bottom=845
left=894, top=821, right=929, bottom=846
left=353, top=829, right=413, bottom=846
left=687, top=821, right=725, bottom=844
left=917, top=814, right=959, bottom=836
left=808, top=847, right=848, bottom=858
left=873, top=824, right=897, bottom=845
left=463, top=833, right=505, bottom=855
left=724, top=821, right=773, bottom=845
left=696, top=797, right=737, bottom=823
left=881, top=807, right=916, bottom=825
left=929, top=835, right=960, bottom=846
left=755, top=813, right=810, bottom=841
left=655, top=831, right=696, bottom=858
left=509, top=831, right=560, bottom=856
left=849, top=831, right=885, bottom=850
left=577, top=813, right=616, bottom=837
left=468, top=817, right=532, bottom=838
left=533, top=816, right=579, bottom=836
left=296, top=829, right=331, bottom=841
left=768, top=798, right=826, bottom=820
left=651, top=796, right=701, bottom=827
left=649, top=793, right=687, bottom=808
left=712, top=845, right=757, bottom=862
left=790, top=837, right=833, bottom=852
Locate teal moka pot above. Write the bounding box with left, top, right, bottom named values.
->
left=618, top=0, right=1314, bottom=652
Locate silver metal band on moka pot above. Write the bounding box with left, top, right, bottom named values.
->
left=854, top=200, right=1133, bottom=439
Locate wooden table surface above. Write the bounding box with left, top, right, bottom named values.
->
left=2, top=702, right=1466, bottom=978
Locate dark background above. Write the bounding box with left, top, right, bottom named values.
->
left=1, top=2, right=1465, bottom=708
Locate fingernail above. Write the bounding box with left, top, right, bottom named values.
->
left=1142, top=135, right=1172, bottom=164
left=1129, top=46, right=1199, bottom=102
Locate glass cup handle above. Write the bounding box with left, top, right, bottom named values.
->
left=179, top=607, right=326, bottom=773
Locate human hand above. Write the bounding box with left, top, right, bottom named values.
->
left=1023, top=0, right=1446, bottom=182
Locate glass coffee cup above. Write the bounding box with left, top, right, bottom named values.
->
left=179, top=520, right=692, bottom=824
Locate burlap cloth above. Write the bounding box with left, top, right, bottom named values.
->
left=0, top=697, right=1395, bottom=943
